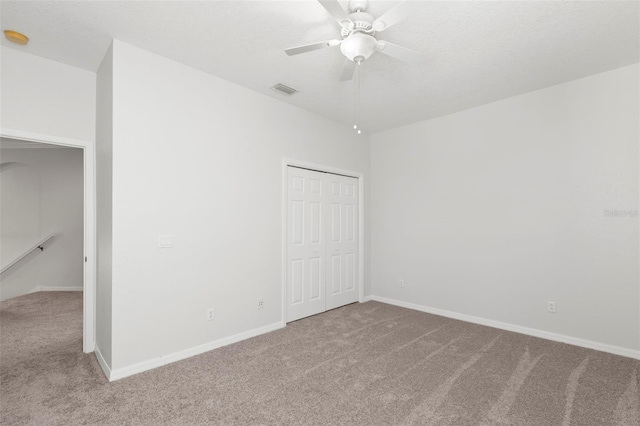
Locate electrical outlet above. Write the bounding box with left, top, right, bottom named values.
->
left=207, top=308, right=214, bottom=321
left=547, top=301, right=556, bottom=313
left=257, top=298, right=264, bottom=310
left=399, top=279, right=404, bottom=288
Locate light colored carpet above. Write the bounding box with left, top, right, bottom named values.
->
left=1, top=292, right=638, bottom=425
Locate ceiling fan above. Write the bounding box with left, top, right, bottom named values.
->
left=285, top=0, right=424, bottom=81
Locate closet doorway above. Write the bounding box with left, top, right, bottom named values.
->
left=0, top=129, right=95, bottom=353
left=285, top=164, right=360, bottom=322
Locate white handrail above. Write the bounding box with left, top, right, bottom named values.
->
left=0, top=233, right=55, bottom=274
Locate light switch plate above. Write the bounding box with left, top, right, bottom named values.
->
left=159, top=235, right=173, bottom=248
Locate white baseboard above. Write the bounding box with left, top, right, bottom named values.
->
left=0, top=286, right=83, bottom=301
left=108, top=321, right=285, bottom=381
left=370, top=295, right=640, bottom=361
left=29, top=286, right=83, bottom=293
left=361, top=295, right=373, bottom=302
left=94, top=345, right=112, bottom=380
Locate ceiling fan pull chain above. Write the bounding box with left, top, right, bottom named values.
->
left=354, top=60, right=362, bottom=135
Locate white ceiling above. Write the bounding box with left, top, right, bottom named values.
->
left=1, top=0, right=638, bottom=133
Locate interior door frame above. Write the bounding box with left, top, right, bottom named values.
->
left=0, top=128, right=96, bottom=353
left=281, top=158, right=364, bottom=325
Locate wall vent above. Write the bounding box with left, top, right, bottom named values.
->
left=271, top=83, right=299, bottom=96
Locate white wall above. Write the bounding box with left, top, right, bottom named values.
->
left=102, top=41, right=370, bottom=371
left=0, top=46, right=96, bottom=142
left=0, top=146, right=84, bottom=300
left=371, top=64, right=639, bottom=354
left=95, top=44, right=114, bottom=367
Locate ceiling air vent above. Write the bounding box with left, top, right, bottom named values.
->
left=271, top=83, right=299, bottom=96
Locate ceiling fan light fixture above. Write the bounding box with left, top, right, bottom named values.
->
left=340, top=33, right=377, bottom=62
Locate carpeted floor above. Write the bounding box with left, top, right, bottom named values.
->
left=0, top=292, right=638, bottom=425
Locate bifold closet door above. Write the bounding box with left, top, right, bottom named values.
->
left=286, top=166, right=359, bottom=323
left=324, top=173, right=359, bottom=311
left=286, top=167, right=327, bottom=322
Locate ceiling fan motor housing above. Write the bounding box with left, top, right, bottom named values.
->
left=340, top=33, right=378, bottom=62
left=341, top=11, right=374, bottom=38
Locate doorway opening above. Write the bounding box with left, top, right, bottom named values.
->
left=0, top=130, right=95, bottom=353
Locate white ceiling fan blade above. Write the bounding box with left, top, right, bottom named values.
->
left=372, top=1, right=425, bottom=32
left=376, top=41, right=422, bottom=63
left=340, top=59, right=356, bottom=81
left=285, top=39, right=342, bottom=56
left=317, top=0, right=352, bottom=28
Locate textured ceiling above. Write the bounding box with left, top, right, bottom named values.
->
left=1, top=0, right=638, bottom=133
